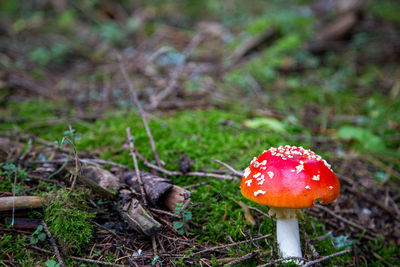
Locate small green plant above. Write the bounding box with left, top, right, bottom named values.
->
left=0, top=163, right=16, bottom=193
left=0, top=163, right=28, bottom=192
left=29, top=43, right=71, bottom=67
left=55, top=127, right=81, bottom=190
left=30, top=225, right=46, bottom=245
left=173, top=203, right=192, bottom=235
left=45, top=259, right=60, bottom=267
left=54, top=128, right=80, bottom=148
left=152, top=255, right=162, bottom=266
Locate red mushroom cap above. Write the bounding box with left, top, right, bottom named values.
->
left=240, top=146, right=340, bottom=209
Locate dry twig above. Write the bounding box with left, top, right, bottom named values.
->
left=68, top=125, right=81, bottom=191
left=315, top=205, right=373, bottom=233
left=225, top=250, right=260, bottom=266
left=213, top=159, right=244, bottom=177
left=151, top=236, right=159, bottom=263
left=191, top=234, right=271, bottom=256
left=30, top=246, right=127, bottom=267
left=126, top=128, right=148, bottom=205
left=11, top=167, right=17, bottom=226
left=116, top=52, right=162, bottom=168
left=134, top=151, right=238, bottom=181
left=300, top=228, right=319, bottom=259
left=346, top=186, right=400, bottom=221
left=301, top=249, right=352, bottom=267
left=42, top=221, right=66, bottom=267
left=183, top=181, right=210, bottom=189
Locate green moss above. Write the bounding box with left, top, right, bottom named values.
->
left=0, top=163, right=29, bottom=193
left=0, top=234, right=36, bottom=266
left=369, top=0, right=400, bottom=24
left=42, top=188, right=95, bottom=254
left=369, top=238, right=400, bottom=266
left=70, top=108, right=302, bottom=172
left=1, top=94, right=399, bottom=263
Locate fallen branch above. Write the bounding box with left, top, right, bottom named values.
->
left=0, top=196, right=42, bottom=211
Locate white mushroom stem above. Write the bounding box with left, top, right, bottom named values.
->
left=276, top=217, right=302, bottom=259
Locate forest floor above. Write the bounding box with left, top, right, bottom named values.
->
left=1, top=0, right=400, bottom=266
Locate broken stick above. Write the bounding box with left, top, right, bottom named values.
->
left=0, top=196, right=42, bottom=211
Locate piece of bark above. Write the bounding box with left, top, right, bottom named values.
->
left=123, top=171, right=173, bottom=206
left=0, top=196, right=42, bottom=211
left=81, top=165, right=123, bottom=190
left=163, top=185, right=191, bottom=211
left=77, top=165, right=121, bottom=199
left=5, top=217, right=42, bottom=229
left=122, top=198, right=161, bottom=236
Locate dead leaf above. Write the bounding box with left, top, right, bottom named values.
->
left=238, top=201, right=256, bottom=226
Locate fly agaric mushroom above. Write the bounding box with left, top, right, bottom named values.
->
left=240, top=145, right=340, bottom=262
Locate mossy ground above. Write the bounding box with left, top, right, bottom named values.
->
left=1, top=0, right=400, bottom=266
left=2, top=99, right=399, bottom=265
